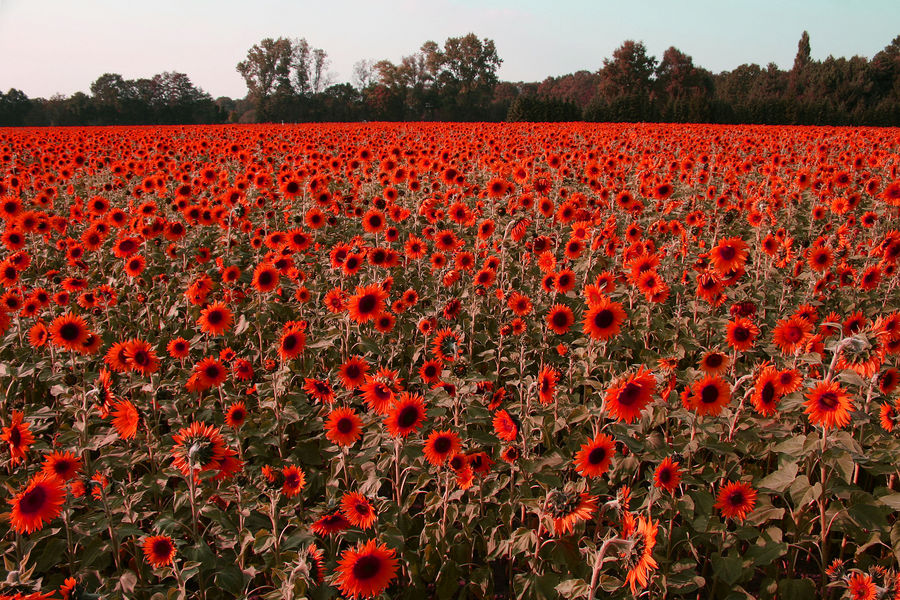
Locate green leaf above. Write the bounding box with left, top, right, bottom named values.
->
left=798, top=482, right=822, bottom=508
left=711, top=554, right=744, bottom=586
left=777, top=578, right=816, bottom=600
left=757, top=461, right=798, bottom=493
left=876, top=493, right=900, bottom=511
left=891, top=521, right=900, bottom=565
left=214, top=562, right=246, bottom=596
left=118, top=570, right=138, bottom=594
left=555, top=579, right=589, bottom=599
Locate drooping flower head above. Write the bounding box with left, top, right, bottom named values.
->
left=604, top=366, right=656, bottom=423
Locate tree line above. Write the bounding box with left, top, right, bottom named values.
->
left=2, top=31, right=899, bottom=126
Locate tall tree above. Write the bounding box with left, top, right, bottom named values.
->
left=598, top=41, right=657, bottom=98
left=422, top=33, right=502, bottom=118
left=352, top=59, right=377, bottom=91
left=793, top=31, right=811, bottom=72
left=236, top=38, right=294, bottom=108
left=291, top=38, right=332, bottom=95
left=656, top=47, right=711, bottom=99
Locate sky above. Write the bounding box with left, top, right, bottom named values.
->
left=1, top=0, right=898, bottom=100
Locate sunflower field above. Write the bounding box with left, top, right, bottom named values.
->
left=1, top=123, right=900, bottom=600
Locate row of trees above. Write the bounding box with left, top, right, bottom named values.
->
left=1, top=72, right=225, bottom=126
left=2, top=32, right=899, bottom=125
left=512, top=33, right=900, bottom=125
left=232, top=34, right=503, bottom=122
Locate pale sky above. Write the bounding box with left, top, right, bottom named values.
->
left=1, top=0, right=898, bottom=99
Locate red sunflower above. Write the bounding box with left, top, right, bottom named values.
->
left=340, top=491, right=377, bottom=530
left=338, top=356, right=369, bottom=390
left=751, top=366, right=781, bottom=417
left=225, top=402, right=247, bottom=429
left=423, top=430, right=461, bottom=466
left=170, top=421, right=228, bottom=477
left=325, top=407, right=363, bottom=447
left=582, top=296, right=626, bottom=341
left=574, top=433, right=616, bottom=478
left=251, top=262, right=280, bottom=293
left=547, top=490, right=598, bottom=535
left=347, top=284, right=388, bottom=324
left=492, top=409, right=518, bottom=442
left=1, top=410, right=34, bottom=465
left=772, top=316, right=812, bottom=355
left=277, top=326, right=306, bottom=361
left=714, top=481, right=757, bottom=521
left=111, top=399, right=140, bottom=440
left=689, top=375, right=732, bottom=417
left=281, top=465, right=306, bottom=498
left=41, top=450, right=82, bottom=482
left=604, top=366, right=656, bottom=423
left=359, top=377, right=395, bottom=414
left=537, top=365, right=559, bottom=405
left=311, top=511, right=350, bottom=536
left=197, top=302, right=233, bottom=336
left=49, top=312, right=90, bottom=352
left=804, top=380, right=853, bottom=429
left=9, top=473, right=66, bottom=534
left=432, top=328, right=462, bottom=362
left=708, top=237, right=749, bottom=274
left=143, top=535, right=176, bottom=569
left=191, top=356, right=227, bottom=391
left=725, top=317, right=759, bottom=352
left=334, top=539, right=399, bottom=599
left=124, top=339, right=160, bottom=376
left=384, top=392, right=427, bottom=438
left=653, top=457, right=682, bottom=494
left=546, top=304, right=574, bottom=335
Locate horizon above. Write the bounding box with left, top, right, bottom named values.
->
left=1, top=0, right=899, bottom=100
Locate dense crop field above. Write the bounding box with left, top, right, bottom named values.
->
left=1, top=123, right=900, bottom=600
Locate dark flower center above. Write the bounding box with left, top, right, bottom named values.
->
left=705, top=354, right=724, bottom=368
left=352, top=555, right=383, bottom=581
left=59, top=322, right=80, bottom=341
left=718, top=246, right=736, bottom=261
left=761, top=382, right=775, bottom=405
left=358, top=294, right=377, bottom=314
left=594, top=309, right=614, bottom=329
left=19, top=485, right=47, bottom=515
left=701, top=384, right=720, bottom=405
left=397, top=406, right=420, bottom=429
left=588, top=447, right=607, bottom=465
left=282, top=334, right=298, bottom=351
left=433, top=436, right=452, bottom=454
left=618, top=382, right=642, bottom=406
left=152, top=539, right=173, bottom=558
left=818, top=391, right=839, bottom=410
